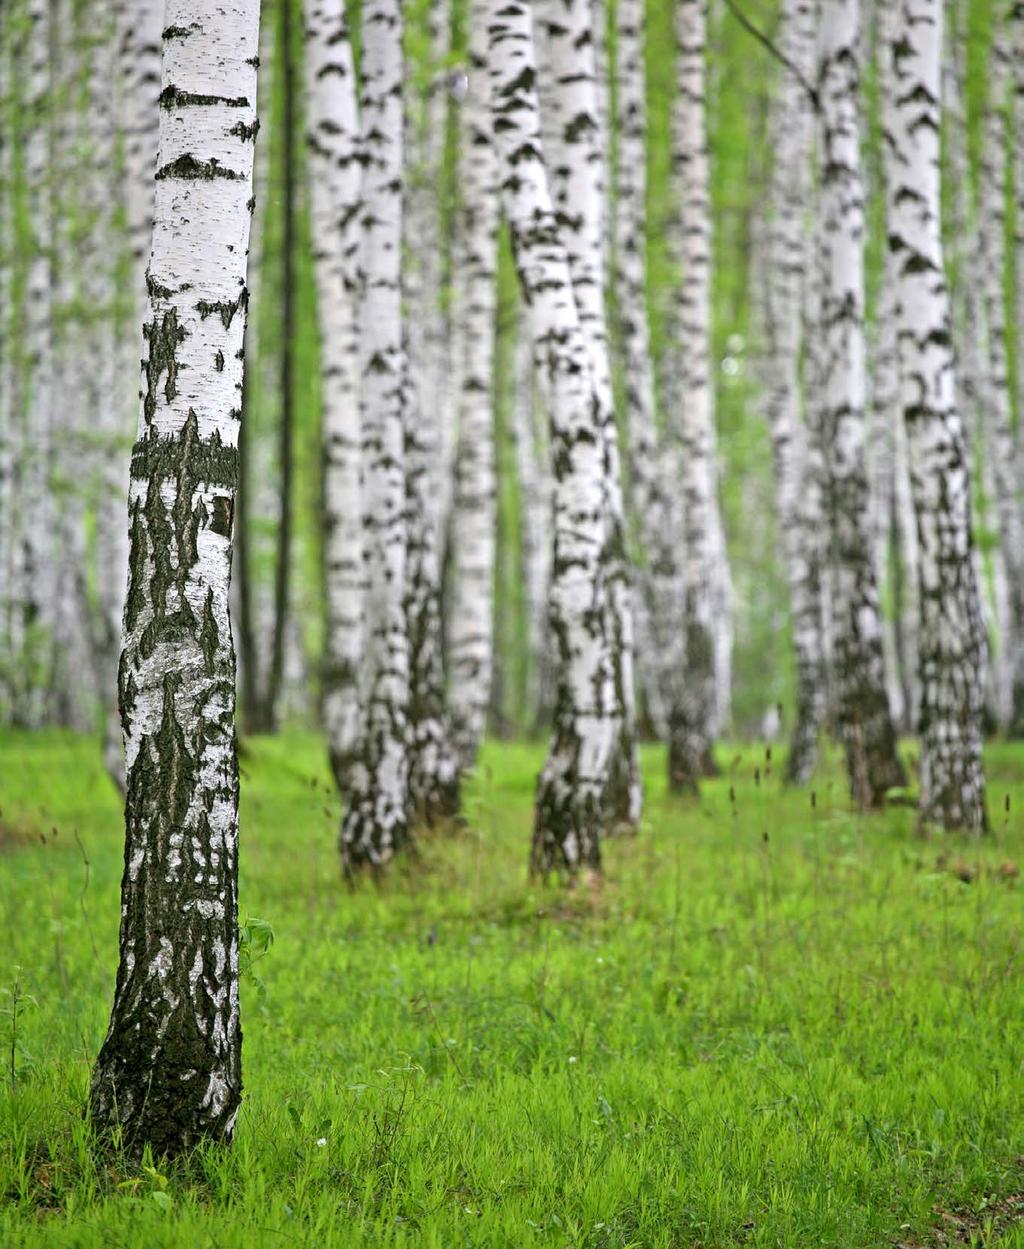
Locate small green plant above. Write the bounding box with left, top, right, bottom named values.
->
left=238, top=916, right=276, bottom=998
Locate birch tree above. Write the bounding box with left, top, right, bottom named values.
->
left=536, top=0, right=642, bottom=829
left=448, top=0, right=500, bottom=771
left=759, top=0, right=829, bottom=783
left=883, top=0, right=987, bottom=830
left=975, top=22, right=1024, bottom=733
left=89, top=0, right=260, bottom=1154
left=488, top=0, right=620, bottom=876
left=339, top=0, right=412, bottom=872
left=304, top=0, right=364, bottom=793
left=614, top=0, right=680, bottom=744
left=667, top=0, right=724, bottom=790
left=816, top=0, right=905, bottom=808
left=404, top=0, right=461, bottom=823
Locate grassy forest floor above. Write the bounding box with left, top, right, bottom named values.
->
left=0, top=732, right=1023, bottom=1248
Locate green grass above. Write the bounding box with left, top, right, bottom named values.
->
left=1, top=731, right=1023, bottom=1248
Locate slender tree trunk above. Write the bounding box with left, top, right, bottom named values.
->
left=509, top=318, right=554, bottom=735
left=975, top=22, right=1024, bottom=733
left=447, top=0, right=500, bottom=771
left=759, top=4, right=834, bottom=779
left=89, top=0, right=260, bottom=1154
left=16, top=0, right=57, bottom=728
left=667, top=0, right=724, bottom=791
left=536, top=0, right=642, bottom=829
left=403, top=0, right=461, bottom=823
left=883, top=0, right=987, bottom=830
left=1013, top=3, right=1024, bottom=443
left=488, top=0, right=619, bottom=878
left=304, top=0, right=364, bottom=793
left=816, top=0, right=905, bottom=808
left=614, top=0, right=679, bottom=745
left=340, top=0, right=412, bottom=873
left=0, top=8, right=10, bottom=721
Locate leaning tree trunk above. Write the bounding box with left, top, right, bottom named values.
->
left=760, top=0, right=828, bottom=783
left=304, top=0, right=364, bottom=794
left=614, top=0, right=680, bottom=745
left=975, top=26, right=1024, bottom=733
left=339, top=0, right=412, bottom=873
left=883, top=0, right=987, bottom=831
left=537, top=0, right=642, bottom=829
left=488, top=0, right=619, bottom=878
left=816, top=0, right=905, bottom=808
left=403, top=0, right=461, bottom=824
left=666, top=0, right=724, bottom=791
left=89, top=0, right=260, bottom=1155
left=447, top=0, right=500, bottom=772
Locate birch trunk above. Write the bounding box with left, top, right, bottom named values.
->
left=816, top=0, right=905, bottom=808
left=304, top=0, right=364, bottom=793
left=16, top=0, right=57, bottom=727
left=0, top=10, right=9, bottom=720
left=339, top=0, right=412, bottom=872
left=614, top=0, right=679, bottom=744
left=884, top=0, right=987, bottom=830
left=89, top=0, right=260, bottom=1154
left=488, top=0, right=619, bottom=876
left=537, top=0, right=642, bottom=829
left=975, top=26, right=1024, bottom=733
left=448, top=0, right=500, bottom=771
left=404, top=0, right=461, bottom=822
left=510, top=321, right=554, bottom=734
left=667, top=0, right=723, bottom=791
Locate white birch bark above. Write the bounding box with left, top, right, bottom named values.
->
left=402, top=0, right=461, bottom=821
left=667, top=0, right=724, bottom=790
left=488, top=0, right=619, bottom=876
left=536, top=0, right=642, bottom=829
left=614, top=0, right=678, bottom=743
left=16, top=0, right=57, bottom=726
left=447, top=0, right=500, bottom=770
left=0, top=10, right=10, bottom=719
left=1013, top=3, right=1024, bottom=444
left=760, top=2, right=827, bottom=784
left=975, top=24, right=1024, bottom=732
left=883, top=0, right=987, bottom=830
left=816, top=0, right=906, bottom=807
left=89, top=0, right=260, bottom=1153
left=339, top=0, right=412, bottom=871
left=304, top=0, right=364, bottom=793
left=510, top=320, right=554, bottom=733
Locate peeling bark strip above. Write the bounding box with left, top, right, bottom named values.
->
left=448, top=0, right=500, bottom=772
left=537, top=0, right=642, bottom=829
left=339, top=0, right=412, bottom=874
left=90, top=0, right=260, bottom=1156
left=487, top=0, right=618, bottom=877
left=883, top=0, right=986, bottom=830
left=816, top=0, right=905, bottom=808
left=303, top=0, right=364, bottom=795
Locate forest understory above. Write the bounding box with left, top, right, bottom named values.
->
left=1, top=732, right=1023, bottom=1249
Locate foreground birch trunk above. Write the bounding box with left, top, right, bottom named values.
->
left=89, top=0, right=260, bottom=1154
left=537, top=0, right=642, bottom=830
left=304, top=0, right=364, bottom=794
left=448, top=0, right=500, bottom=771
left=488, top=0, right=618, bottom=877
left=884, top=0, right=987, bottom=830
left=816, top=0, right=905, bottom=808
left=339, top=0, right=412, bottom=872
